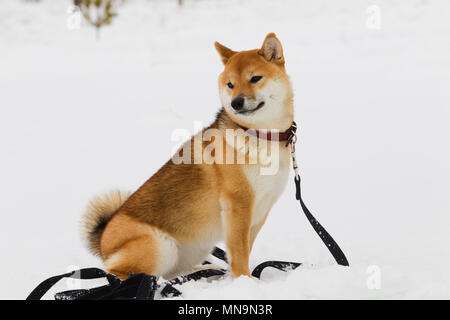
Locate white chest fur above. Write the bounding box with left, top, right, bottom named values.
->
left=243, top=142, right=290, bottom=226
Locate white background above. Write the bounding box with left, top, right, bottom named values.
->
left=0, top=0, right=449, bottom=299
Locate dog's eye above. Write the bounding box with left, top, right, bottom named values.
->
left=250, top=76, right=262, bottom=83
left=227, top=82, right=234, bottom=89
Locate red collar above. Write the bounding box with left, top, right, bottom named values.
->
left=238, top=122, right=297, bottom=146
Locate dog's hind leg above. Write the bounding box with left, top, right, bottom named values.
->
left=101, top=214, right=178, bottom=280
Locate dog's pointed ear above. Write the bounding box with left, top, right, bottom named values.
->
left=214, top=41, right=237, bottom=65
left=259, top=33, right=284, bottom=64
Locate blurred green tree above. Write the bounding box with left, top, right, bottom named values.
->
left=78, top=0, right=117, bottom=39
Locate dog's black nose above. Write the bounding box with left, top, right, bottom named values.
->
left=231, top=97, right=245, bottom=111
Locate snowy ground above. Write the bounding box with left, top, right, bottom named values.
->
left=1, top=0, right=450, bottom=300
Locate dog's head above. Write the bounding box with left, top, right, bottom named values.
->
left=215, top=33, right=293, bottom=130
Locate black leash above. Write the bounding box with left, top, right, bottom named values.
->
left=26, top=268, right=158, bottom=300
left=294, top=176, right=349, bottom=266
left=27, top=268, right=117, bottom=300
left=288, top=122, right=349, bottom=267
left=25, top=248, right=304, bottom=300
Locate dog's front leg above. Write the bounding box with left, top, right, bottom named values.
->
left=225, top=200, right=252, bottom=278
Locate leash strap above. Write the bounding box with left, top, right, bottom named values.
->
left=160, top=269, right=227, bottom=298
left=251, top=261, right=301, bottom=279
left=59, top=272, right=157, bottom=300
left=294, top=176, right=349, bottom=266
left=289, top=126, right=349, bottom=266
left=26, top=249, right=304, bottom=300
left=26, top=267, right=158, bottom=300
left=26, top=267, right=118, bottom=300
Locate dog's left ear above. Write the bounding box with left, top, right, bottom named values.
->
left=259, top=33, right=284, bottom=65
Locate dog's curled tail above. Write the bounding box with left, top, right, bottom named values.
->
left=81, top=190, right=131, bottom=256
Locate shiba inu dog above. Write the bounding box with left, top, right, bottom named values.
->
left=82, top=33, right=295, bottom=280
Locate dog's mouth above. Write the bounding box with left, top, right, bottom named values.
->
left=236, top=101, right=265, bottom=115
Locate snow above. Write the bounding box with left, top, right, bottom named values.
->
left=1, top=0, right=450, bottom=300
